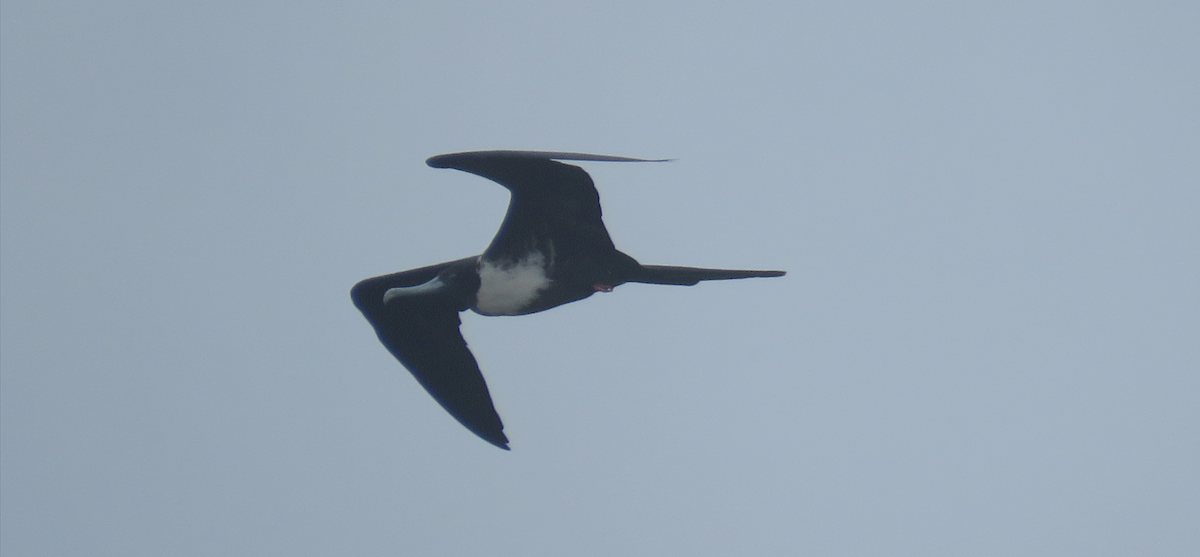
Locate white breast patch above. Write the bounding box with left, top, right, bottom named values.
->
left=474, top=253, right=552, bottom=316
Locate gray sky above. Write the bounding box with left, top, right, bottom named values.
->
left=2, top=1, right=1197, bottom=555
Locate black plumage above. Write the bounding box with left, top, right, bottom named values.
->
left=351, top=150, right=784, bottom=449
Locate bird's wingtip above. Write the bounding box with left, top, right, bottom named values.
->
left=464, top=422, right=510, bottom=450
left=426, top=150, right=670, bottom=168
left=425, top=154, right=454, bottom=168
left=483, top=433, right=511, bottom=451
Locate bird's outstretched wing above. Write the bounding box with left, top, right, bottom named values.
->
left=630, top=265, right=787, bottom=286
left=427, top=150, right=669, bottom=165
left=351, top=258, right=509, bottom=449
left=426, top=151, right=664, bottom=264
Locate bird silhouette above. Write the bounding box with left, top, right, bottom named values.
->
left=351, top=151, right=784, bottom=449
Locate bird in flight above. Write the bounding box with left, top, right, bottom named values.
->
left=351, top=150, right=784, bottom=449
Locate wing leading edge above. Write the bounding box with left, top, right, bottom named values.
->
left=351, top=258, right=509, bottom=450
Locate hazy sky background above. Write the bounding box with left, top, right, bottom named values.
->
left=2, top=1, right=1197, bottom=555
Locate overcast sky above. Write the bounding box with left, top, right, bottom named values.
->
left=2, top=1, right=1197, bottom=555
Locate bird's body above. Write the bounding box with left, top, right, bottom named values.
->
left=352, top=150, right=784, bottom=449
left=473, top=252, right=554, bottom=316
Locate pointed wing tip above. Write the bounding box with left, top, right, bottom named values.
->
left=741, top=270, right=786, bottom=278
left=478, top=431, right=511, bottom=450
left=427, top=150, right=670, bottom=168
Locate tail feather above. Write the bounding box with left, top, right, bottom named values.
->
left=629, top=265, right=785, bottom=286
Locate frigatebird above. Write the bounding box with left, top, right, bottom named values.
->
left=351, top=150, right=784, bottom=449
